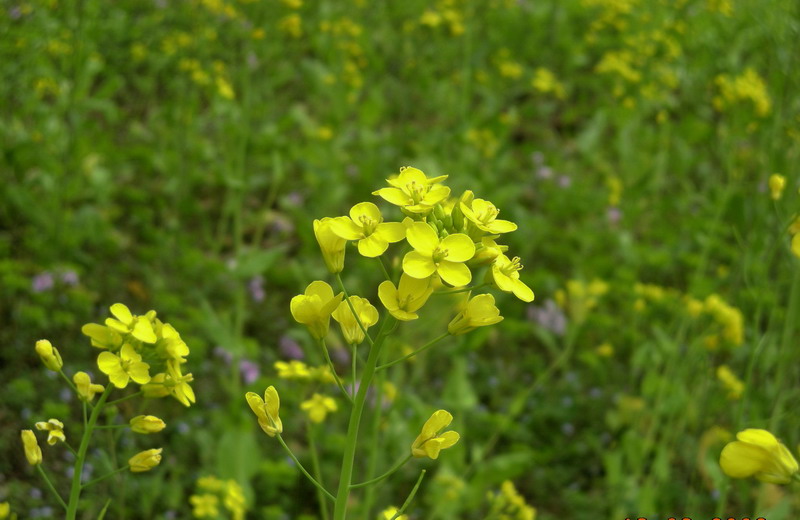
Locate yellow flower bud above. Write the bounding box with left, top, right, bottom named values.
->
left=411, top=410, right=460, bottom=459
left=245, top=386, right=283, bottom=437
left=129, top=448, right=163, bottom=472
left=290, top=281, right=344, bottom=340
left=21, top=430, right=42, bottom=466
left=130, top=415, right=166, bottom=434
left=447, top=294, right=504, bottom=335
left=720, top=429, right=799, bottom=484
left=379, top=507, right=408, bottom=520
left=769, top=173, right=786, bottom=200
left=313, top=218, right=346, bottom=273
left=35, top=339, right=63, bottom=372
left=34, top=418, right=65, bottom=445
left=73, top=371, right=105, bottom=402
left=331, top=296, right=379, bottom=344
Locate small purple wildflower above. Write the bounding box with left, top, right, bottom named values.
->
left=248, top=275, right=265, bottom=303
left=527, top=299, right=567, bottom=336
left=61, top=270, right=79, bottom=286
left=279, top=335, right=304, bottom=359
left=558, top=175, right=572, bottom=188
left=213, top=346, right=234, bottom=365
left=239, top=359, right=260, bottom=384
left=31, top=272, right=54, bottom=292
left=606, top=206, right=622, bottom=225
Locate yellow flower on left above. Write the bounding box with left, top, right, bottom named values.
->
left=720, top=428, right=799, bottom=484
left=97, top=343, right=151, bottom=388
left=246, top=386, right=283, bottom=437
left=330, top=202, right=406, bottom=257
left=411, top=410, right=460, bottom=459
left=403, top=222, right=475, bottom=286
left=35, top=339, right=62, bottom=372
left=0, top=502, right=9, bottom=519
left=35, top=419, right=65, bottom=445
left=21, top=430, right=42, bottom=465
left=290, top=281, right=344, bottom=340
left=332, top=296, right=379, bottom=344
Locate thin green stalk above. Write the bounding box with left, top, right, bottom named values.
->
left=332, top=317, right=394, bottom=520
left=81, top=466, right=129, bottom=489
left=276, top=434, right=335, bottom=502
left=432, top=283, right=488, bottom=295
left=350, top=454, right=413, bottom=489
left=319, top=339, right=354, bottom=404
left=361, top=353, right=387, bottom=516
left=335, top=272, right=374, bottom=346
left=64, top=441, right=78, bottom=457
left=66, top=384, right=113, bottom=520
left=105, top=391, right=142, bottom=408
left=390, top=470, right=427, bottom=520
left=307, top=425, right=330, bottom=520
left=82, top=401, right=87, bottom=428
left=37, top=465, right=68, bottom=511
left=94, top=424, right=127, bottom=430
left=351, top=344, right=357, bottom=396
left=377, top=333, right=450, bottom=371
left=377, top=257, right=392, bottom=282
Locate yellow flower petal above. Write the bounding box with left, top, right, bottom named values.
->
left=439, top=234, right=475, bottom=262
left=375, top=222, right=406, bottom=243
left=330, top=216, right=364, bottom=240
left=378, top=280, right=400, bottom=312
left=373, top=187, right=411, bottom=206
left=358, top=234, right=389, bottom=257
left=437, top=261, right=472, bottom=286
left=403, top=251, right=437, bottom=279
left=132, top=319, right=157, bottom=343
left=406, top=222, right=439, bottom=254
left=349, top=201, right=382, bottom=223
left=110, top=303, right=133, bottom=325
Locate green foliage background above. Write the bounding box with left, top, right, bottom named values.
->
left=2, top=0, right=800, bottom=518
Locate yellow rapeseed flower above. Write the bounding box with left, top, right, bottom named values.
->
left=411, top=410, right=460, bottom=459
left=21, top=430, right=42, bottom=465
left=377, top=273, right=434, bottom=321
left=34, top=419, right=65, bottom=445
left=448, top=294, right=504, bottom=335
left=314, top=217, right=347, bottom=273
left=35, top=339, right=63, bottom=372
left=290, top=281, right=344, bottom=340
left=330, top=202, right=406, bottom=257
left=159, top=322, right=189, bottom=363
left=716, top=365, right=744, bottom=400
left=769, top=174, right=786, bottom=200
left=488, top=253, right=534, bottom=302
left=301, top=393, right=338, bottom=423
left=97, top=343, right=151, bottom=388
left=332, top=296, right=379, bottom=344
left=246, top=386, right=283, bottom=437
left=129, top=448, right=163, bottom=472
left=379, top=506, right=408, bottom=520
left=275, top=360, right=311, bottom=379
left=720, top=429, right=799, bottom=484
left=73, top=371, right=105, bottom=401
left=105, top=303, right=157, bottom=343
left=0, top=502, right=9, bottom=519
left=190, top=493, right=219, bottom=517
left=373, top=166, right=450, bottom=214
left=403, top=222, right=475, bottom=286
left=130, top=415, right=166, bottom=434
left=470, top=236, right=508, bottom=266
left=81, top=322, right=123, bottom=350
left=792, top=234, right=800, bottom=258
left=459, top=194, right=517, bottom=234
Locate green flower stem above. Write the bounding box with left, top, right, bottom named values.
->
left=335, top=272, right=374, bottom=346
left=37, top=464, right=68, bottom=511
left=81, top=466, right=129, bottom=489
left=377, top=257, right=392, bottom=282
left=59, top=370, right=90, bottom=409
left=94, top=424, right=128, bottom=430
left=105, top=391, right=143, bottom=408
left=307, top=425, right=330, bottom=520
left=332, top=316, right=394, bottom=520
left=376, top=333, right=450, bottom=371
left=319, top=339, right=354, bottom=404
left=390, top=469, right=427, bottom=520
left=433, top=283, right=488, bottom=295
left=350, top=454, right=413, bottom=489
left=64, top=441, right=79, bottom=457
left=66, top=384, right=113, bottom=520
left=276, top=434, right=335, bottom=502
left=351, top=344, right=357, bottom=396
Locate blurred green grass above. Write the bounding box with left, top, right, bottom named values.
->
left=2, top=0, right=800, bottom=518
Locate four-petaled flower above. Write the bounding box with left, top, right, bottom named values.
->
left=332, top=295, right=379, bottom=344
left=300, top=393, right=338, bottom=423
left=411, top=409, right=460, bottom=459
left=105, top=303, right=157, bottom=343
left=98, top=343, right=152, bottom=388
left=378, top=273, right=434, bottom=321
left=448, top=294, right=504, bottom=335
left=35, top=418, right=65, bottom=445
left=190, top=494, right=219, bottom=518
left=488, top=253, right=534, bottom=302
left=720, top=428, right=799, bottom=484
left=290, top=281, right=344, bottom=340
left=460, top=195, right=517, bottom=234
left=373, top=166, right=450, bottom=214
left=403, top=222, right=475, bottom=286
left=330, top=202, right=406, bottom=257
left=246, top=386, right=283, bottom=437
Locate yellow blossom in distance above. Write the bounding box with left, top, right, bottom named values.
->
left=35, top=419, right=65, bottom=445
left=301, top=393, right=338, bottom=423
left=378, top=273, right=434, bottom=321
left=792, top=234, right=800, bottom=258
left=129, top=448, right=163, bottom=472
left=488, top=253, right=534, bottom=302
left=403, top=222, right=475, bottom=286
left=130, top=415, right=167, bottom=434
left=190, top=494, right=219, bottom=517
left=379, top=506, right=408, bottom=520
left=98, top=343, right=151, bottom=388
left=720, top=429, right=799, bottom=484
left=275, top=360, right=311, bottom=379
left=314, top=218, right=347, bottom=273
left=330, top=202, right=406, bottom=257
left=332, top=296, right=379, bottom=344
left=448, top=294, right=504, bottom=335
left=21, top=430, right=42, bottom=465
left=460, top=193, right=518, bottom=234
left=716, top=365, right=744, bottom=400
left=246, top=386, right=283, bottom=437
left=290, top=281, right=344, bottom=340
left=0, top=502, right=9, bottom=519
left=373, top=166, right=450, bottom=214
left=769, top=174, right=786, bottom=200
left=105, top=303, right=157, bottom=343
left=73, top=371, right=105, bottom=401
left=35, top=339, right=62, bottom=371
left=411, top=409, right=460, bottom=459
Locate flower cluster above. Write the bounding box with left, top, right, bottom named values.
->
left=189, top=475, right=248, bottom=519
left=486, top=480, right=537, bottom=520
